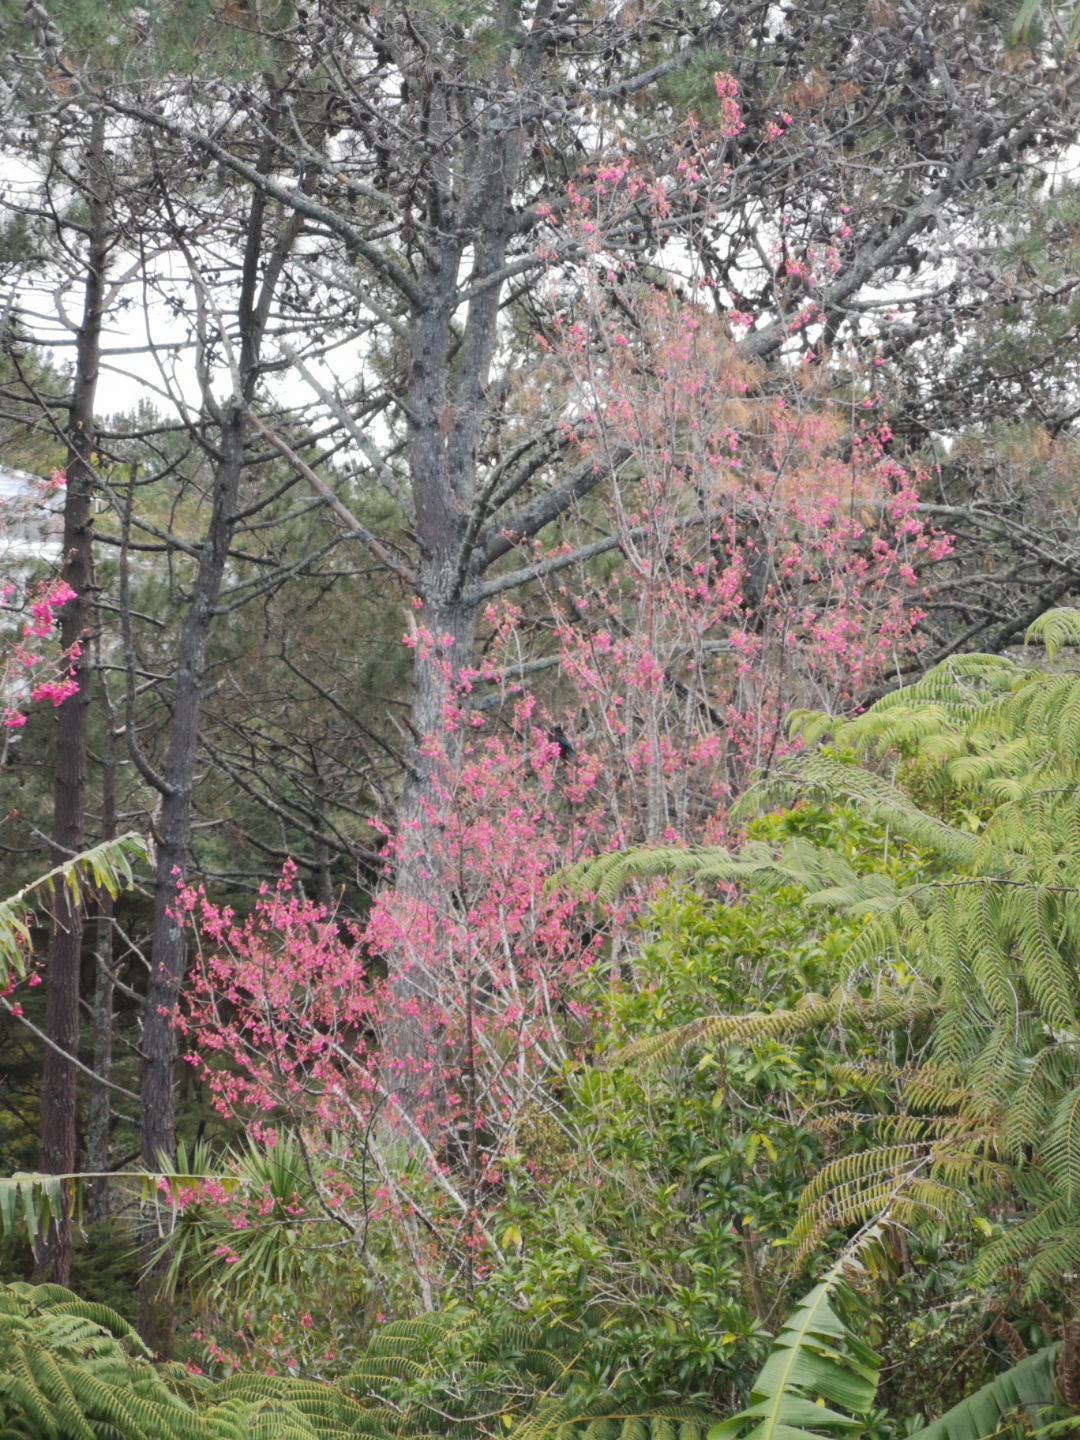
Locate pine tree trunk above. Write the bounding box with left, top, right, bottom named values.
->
left=85, top=675, right=116, bottom=1225
left=140, top=412, right=248, bottom=1167
left=35, top=119, right=108, bottom=1286
left=137, top=410, right=247, bottom=1353
left=385, top=281, right=476, bottom=1119
left=389, top=593, right=475, bottom=1119
left=136, top=133, right=305, bottom=1348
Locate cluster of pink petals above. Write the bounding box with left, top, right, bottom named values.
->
left=1, top=575, right=80, bottom=729
left=173, top=138, right=956, bottom=1329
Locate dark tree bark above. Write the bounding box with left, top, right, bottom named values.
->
left=112, top=0, right=1080, bottom=1127
left=138, top=406, right=250, bottom=1173
left=34, top=117, right=108, bottom=1286
left=84, top=660, right=117, bottom=1225
left=132, top=125, right=307, bottom=1350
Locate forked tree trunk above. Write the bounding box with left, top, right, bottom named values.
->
left=136, top=134, right=305, bottom=1350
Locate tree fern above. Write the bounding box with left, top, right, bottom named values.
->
left=0, top=1282, right=356, bottom=1440
left=1025, top=606, right=1080, bottom=663
left=0, top=1281, right=202, bottom=1440
left=572, top=609, right=1080, bottom=1287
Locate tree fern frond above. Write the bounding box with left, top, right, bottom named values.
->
left=39, top=1305, right=145, bottom=1353
left=733, top=755, right=981, bottom=868
left=1026, top=606, right=1080, bottom=662
left=800, top=1148, right=930, bottom=1209
left=1012, top=886, right=1076, bottom=1031
left=0, top=1282, right=369, bottom=1440
left=1036, top=1083, right=1080, bottom=1222
left=20, top=1350, right=95, bottom=1440
left=617, top=991, right=932, bottom=1066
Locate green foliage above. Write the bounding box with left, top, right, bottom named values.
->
left=1012, top=0, right=1080, bottom=51
left=0, top=0, right=299, bottom=84
left=915, top=1344, right=1062, bottom=1440
left=0, top=1279, right=183, bottom=1440
left=617, top=989, right=931, bottom=1070
left=568, top=612, right=1080, bottom=1297
left=0, top=1156, right=224, bottom=1249
left=0, top=834, right=147, bottom=985
left=709, top=1265, right=880, bottom=1440
left=342, top=1313, right=719, bottom=1440
left=852, top=1229, right=998, bottom=1424
left=0, top=1278, right=369, bottom=1440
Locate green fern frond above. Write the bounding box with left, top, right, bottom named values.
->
left=800, top=1148, right=930, bottom=1209
left=732, top=754, right=981, bottom=869
left=617, top=990, right=932, bottom=1066
left=0, top=1281, right=375, bottom=1440
left=1026, top=605, right=1080, bottom=661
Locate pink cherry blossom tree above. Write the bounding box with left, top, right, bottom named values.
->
left=1, top=470, right=79, bottom=764
left=169, top=124, right=954, bottom=1330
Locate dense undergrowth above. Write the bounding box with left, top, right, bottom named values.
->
left=8, top=614, right=1080, bottom=1439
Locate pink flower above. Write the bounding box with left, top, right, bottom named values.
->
left=31, top=677, right=79, bottom=707
left=713, top=72, right=745, bottom=137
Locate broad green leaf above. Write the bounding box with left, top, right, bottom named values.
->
left=919, top=1344, right=1062, bottom=1440
left=708, top=1270, right=880, bottom=1440
left=19, top=1179, right=38, bottom=1243
left=0, top=1181, right=14, bottom=1237
left=0, top=835, right=147, bottom=986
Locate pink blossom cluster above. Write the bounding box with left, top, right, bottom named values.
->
left=173, top=137, right=956, bottom=1341
left=1, top=574, right=79, bottom=730
left=174, top=739, right=604, bottom=1316
left=713, top=72, right=745, bottom=138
